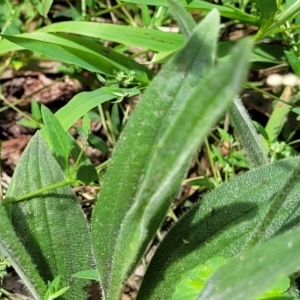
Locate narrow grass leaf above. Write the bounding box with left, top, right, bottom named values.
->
left=53, top=88, right=116, bottom=131
left=198, top=227, right=300, bottom=300
left=39, top=21, right=184, bottom=52
left=0, top=204, right=47, bottom=300
left=2, top=32, right=152, bottom=81
left=73, top=270, right=100, bottom=281
left=168, top=0, right=196, bottom=38
left=0, top=38, right=23, bottom=55
left=4, top=132, right=92, bottom=300
left=229, top=98, right=269, bottom=167
left=121, top=0, right=260, bottom=25
left=137, top=157, right=300, bottom=299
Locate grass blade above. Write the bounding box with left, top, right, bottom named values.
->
left=121, top=0, right=260, bottom=25
left=2, top=32, right=152, bottom=82
left=54, top=88, right=116, bottom=131
left=39, top=21, right=184, bottom=52
left=229, top=98, right=269, bottom=167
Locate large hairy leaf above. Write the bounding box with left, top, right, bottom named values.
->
left=138, top=156, right=300, bottom=299
left=198, top=227, right=300, bottom=299
left=4, top=132, right=92, bottom=300
left=91, top=10, right=221, bottom=300
left=0, top=204, right=46, bottom=299
left=92, top=9, right=251, bottom=300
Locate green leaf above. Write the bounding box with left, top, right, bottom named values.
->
left=87, top=134, right=108, bottom=154
left=285, top=50, right=300, bottom=76
left=4, top=132, right=92, bottom=300
left=172, top=257, right=227, bottom=300
left=91, top=9, right=221, bottom=300
left=54, top=88, right=115, bottom=132
left=73, top=270, right=99, bottom=281
left=50, top=286, right=70, bottom=300
left=31, top=100, right=42, bottom=121
left=0, top=204, right=47, bottom=299
left=39, top=21, right=184, bottom=52
left=1, top=32, right=152, bottom=82
left=167, top=0, right=267, bottom=171
left=168, top=0, right=196, bottom=38
left=92, top=9, right=251, bottom=300
left=229, top=98, right=269, bottom=168
left=32, top=0, right=53, bottom=17
left=173, top=256, right=291, bottom=300
left=121, top=0, right=260, bottom=25
left=137, top=157, right=300, bottom=299
left=252, top=0, right=278, bottom=17
left=41, top=105, right=73, bottom=173
left=197, top=228, right=300, bottom=300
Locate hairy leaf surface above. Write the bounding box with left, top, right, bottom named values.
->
left=5, top=132, right=92, bottom=300
left=138, top=157, right=300, bottom=299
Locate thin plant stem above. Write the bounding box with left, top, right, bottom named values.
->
left=243, top=82, right=293, bottom=106
left=81, top=0, right=86, bottom=19
left=0, top=76, right=66, bottom=113
left=98, top=104, right=114, bottom=145
left=116, top=0, right=137, bottom=26
left=0, top=94, right=42, bottom=128
left=90, top=3, right=125, bottom=18
left=104, top=106, right=116, bottom=144
left=205, top=138, right=218, bottom=184
left=4, top=179, right=79, bottom=204
left=167, top=208, right=179, bottom=223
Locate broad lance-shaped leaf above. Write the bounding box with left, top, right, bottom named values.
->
left=4, top=132, right=92, bottom=300
left=114, top=39, right=251, bottom=299
left=92, top=10, right=221, bottom=300
left=167, top=0, right=268, bottom=169
left=0, top=204, right=47, bottom=299
left=198, top=227, right=300, bottom=300
left=137, top=156, right=300, bottom=299
left=92, top=10, right=252, bottom=300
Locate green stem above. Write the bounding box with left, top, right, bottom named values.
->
left=243, top=82, right=292, bottom=106
left=4, top=179, right=79, bottom=204
left=0, top=94, right=42, bottom=128
left=243, top=162, right=300, bottom=249
left=205, top=138, right=218, bottom=184
left=81, top=0, right=86, bottom=19
left=90, top=3, right=125, bottom=18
